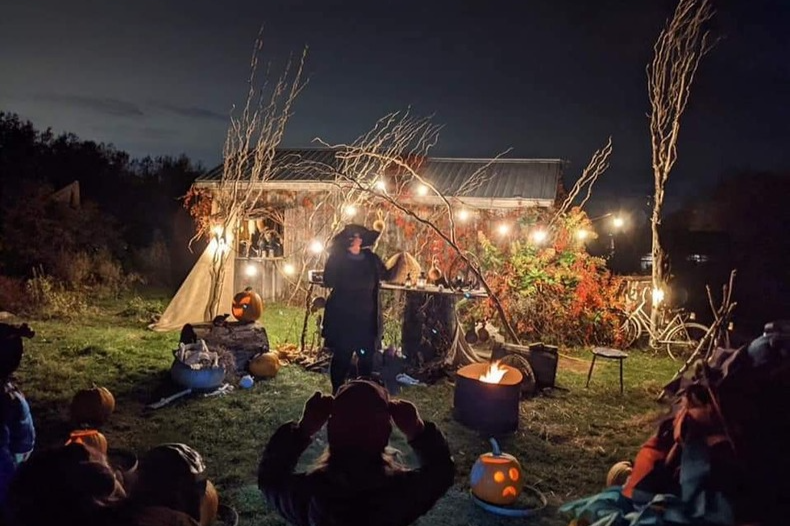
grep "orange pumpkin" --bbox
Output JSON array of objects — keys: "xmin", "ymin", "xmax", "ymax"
[
  {"xmin": 70, "ymin": 386, "xmax": 115, "ymax": 427},
  {"xmin": 65, "ymin": 429, "xmax": 108, "ymax": 455},
  {"xmin": 249, "ymin": 352, "xmax": 281, "ymax": 378},
  {"xmin": 200, "ymin": 479, "xmax": 219, "ymax": 526},
  {"xmin": 232, "ymin": 287, "xmax": 264, "ymax": 322},
  {"xmin": 470, "ymin": 438, "xmax": 523, "ymax": 505}
]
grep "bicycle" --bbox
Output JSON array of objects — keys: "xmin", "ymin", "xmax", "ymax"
[{"xmin": 618, "ymin": 288, "xmax": 710, "ymax": 360}]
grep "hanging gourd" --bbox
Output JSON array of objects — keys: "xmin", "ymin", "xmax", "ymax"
[
  {"xmin": 427, "ymin": 258, "xmax": 443, "ymax": 284},
  {"xmin": 65, "ymin": 429, "xmax": 108, "ymax": 455},
  {"xmin": 470, "ymin": 438, "xmax": 523, "ymax": 505},
  {"xmin": 248, "ymin": 352, "xmax": 281, "ymax": 378},
  {"xmin": 200, "ymin": 479, "xmax": 219, "ymax": 526},
  {"xmin": 232, "ymin": 287, "xmax": 264, "ymax": 322},
  {"xmin": 70, "ymin": 386, "xmax": 116, "ymax": 427},
  {"xmin": 310, "ymin": 296, "xmax": 326, "ymax": 313}
]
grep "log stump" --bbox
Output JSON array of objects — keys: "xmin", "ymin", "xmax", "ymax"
[
  {"xmin": 181, "ymin": 321, "xmax": 270, "ymax": 375},
  {"xmin": 401, "ymin": 291, "xmax": 457, "ymax": 366}
]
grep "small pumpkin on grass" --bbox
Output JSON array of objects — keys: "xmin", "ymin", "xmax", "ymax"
[
  {"xmin": 248, "ymin": 352, "xmax": 281, "ymax": 378},
  {"xmin": 232, "ymin": 287, "xmax": 264, "ymax": 322},
  {"xmin": 70, "ymin": 386, "xmax": 115, "ymax": 427}
]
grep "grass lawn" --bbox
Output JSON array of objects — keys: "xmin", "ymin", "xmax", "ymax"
[{"xmin": 12, "ymin": 293, "xmax": 677, "ymax": 526}]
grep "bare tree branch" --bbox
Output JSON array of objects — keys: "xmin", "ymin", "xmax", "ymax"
[
  {"xmin": 647, "ymin": 0, "xmax": 714, "ymax": 342},
  {"xmin": 551, "ymin": 136, "xmax": 613, "ymax": 226}
]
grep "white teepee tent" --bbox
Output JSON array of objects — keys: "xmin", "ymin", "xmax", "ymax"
[{"xmin": 149, "ymin": 243, "xmax": 236, "ymax": 332}]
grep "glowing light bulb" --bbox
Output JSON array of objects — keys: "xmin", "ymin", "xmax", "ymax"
[
  {"xmin": 612, "ymin": 216, "xmax": 625, "ymax": 229},
  {"xmin": 375, "ymin": 179, "xmax": 387, "ymax": 191},
  {"xmin": 245, "ymin": 264, "xmax": 257, "ymax": 277},
  {"xmin": 343, "ymin": 204, "xmax": 357, "ymax": 217},
  {"xmin": 308, "ymin": 240, "xmax": 324, "ymax": 254},
  {"xmin": 457, "ymin": 208, "xmax": 470, "ymax": 221},
  {"xmin": 652, "ymin": 287, "xmax": 665, "ymax": 305},
  {"xmin": 575, "ymin": 229, "xmax": 589, "ymax": 240},
  {"xmin": 531, "ymin": 229, "xmax": 548, "ymax": 244},
  {"xmin": 283, "ymin": 263, "xmax": 296, "ymax": 275},
  {"xmin": 497, "ymin": 223, "xmax": 510, "ymax": 236},
  {"xmin": 416, "ymin": 184, "xmax": 429, "ymax": 196}
]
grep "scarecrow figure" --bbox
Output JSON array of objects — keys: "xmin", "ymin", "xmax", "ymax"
[{"xmin": 258, "ymin": 380, "xmax": 455, "ymax": 526}]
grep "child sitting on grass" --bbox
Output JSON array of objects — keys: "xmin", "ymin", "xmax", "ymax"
[{"xmin": 0, "ymin": 322, "xmax": 36, "ymax": 506}]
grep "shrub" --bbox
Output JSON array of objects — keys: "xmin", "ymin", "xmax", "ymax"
[
  {"xmin": 120, "ymin": 296, "xmax": 165, "ymax": 323},
  {"xmin": 25, "ymin": 269, "xmax": 89, "ymax": 320},
  {"xmin": 474, "ymin": 208, "xmax": 626, "ymax": 346}
]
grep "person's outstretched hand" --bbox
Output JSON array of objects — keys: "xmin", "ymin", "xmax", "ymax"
[
  {"xmin": 298, "ymin": 392, "xmax": 333, "ymax": 437},
  {"xmin": 389, "ymin": 399, "xmax": 425, "ymax": 441}
]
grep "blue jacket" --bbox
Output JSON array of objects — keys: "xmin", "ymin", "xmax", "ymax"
[{"xmin": 0, "ymin": 381, "xmax": 35, "ymax": 505}]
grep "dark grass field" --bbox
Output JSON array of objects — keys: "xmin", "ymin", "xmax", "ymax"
[{"xmin": 11, "ymin": 293, "xmax": 678, "ymax": 525}]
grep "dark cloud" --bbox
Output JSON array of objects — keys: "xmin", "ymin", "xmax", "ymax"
[
  {"xmin": 150, "ymin": 102, "xmax": 227, "ymax": 122},
  {"xmin": 35, "ymin": 93, "xmax": 144, "ymax": 117}
]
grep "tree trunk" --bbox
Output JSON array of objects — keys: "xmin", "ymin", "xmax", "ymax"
[{"xmin": 650, "ymin": 185, "xmax": 668, "ymax": 344}]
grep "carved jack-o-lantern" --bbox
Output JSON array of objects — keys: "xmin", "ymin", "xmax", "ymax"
[
  {"xmin": 65, "ymin": 429, "xmax": 108, "ymax": 455},
  {"xmin": 232, "ymin": 287, "xmax": 264, "ymax": 322},
  {"xmin": 470, "ymin": 438, "xmax": 523, "ymax": 505}
]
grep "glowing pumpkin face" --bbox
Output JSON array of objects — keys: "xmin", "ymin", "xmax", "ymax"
[
  {"xmin": 470, "ymin": 438, "xmax": 523, "ymax": 505},
  {"xmin": 232, "ymin": 287, "xmax": 264, "ymax": 322}
]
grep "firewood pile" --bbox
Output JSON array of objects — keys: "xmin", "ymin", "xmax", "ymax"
[{"xmin": 276, "ymin": 344, "xmax": 331, "ymax": 372}]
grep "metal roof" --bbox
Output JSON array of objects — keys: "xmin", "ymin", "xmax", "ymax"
[{"xmin": 196, "ymin": 148, "xmax": 564, "ymax": 202}]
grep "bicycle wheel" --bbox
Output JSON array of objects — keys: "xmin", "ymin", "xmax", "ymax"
[
  {"xmin": 618, "ymin": 317, "xmax": 642, "ymax": 348},
  {"xmin": 664, "ymin": 322, "xmax": 709, "ymax": 360}
]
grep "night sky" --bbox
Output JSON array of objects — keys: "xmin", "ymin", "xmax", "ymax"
[{"xmin": 2, "ymin": 0, "xmax": 788, "ymax": 209}]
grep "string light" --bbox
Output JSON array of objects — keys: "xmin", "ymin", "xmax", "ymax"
[
  {"xmin": 457, "ymin": 208, "xmax": 470, "ymax": 221},
  {"xmin": 283, "ymin": 263, "xmax": 296, "ymax": 275},
  {"xmin": 308, "ymin": 240, "xmax": 324, "ymax": 254},
  {"xmin": 375, "ymin": 179, "xmax": 387, "ymax": 192},
  {"xmin": 343, "ymin": 204, "xmax": 357, "ymax": 218},
  {"xmin": 531, "ymin": 229, "xmax": 548, "ymax": 244},
  {"xmin": 245, "ymin": 264, "xmax": 257, "ymax": 277},
  {"xmin": 612, "ymin": 216, "xmax": 625, "ymax": 229},
  {"xmin": 497, "ymin": 223, "xmax": 510, "ymax": 236},
  {"xmin": 575, "ymin": 229, "xmax": 589, "ymax": 240},
  {"xmin": 415, "ymin": 184, "xmax": 429, "ymax": 196},
  {"xmin": 652, "ymin": 287, "xmax": 665, "ymax": 305}
]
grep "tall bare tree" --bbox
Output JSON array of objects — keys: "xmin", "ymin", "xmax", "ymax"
[
  {"xmin": 647, "ymin": 0, "xmax": 714, "ymax": 338},
  {"xmin": 203, "ymin": 35, "xmax": 307, "ymax": 319}
]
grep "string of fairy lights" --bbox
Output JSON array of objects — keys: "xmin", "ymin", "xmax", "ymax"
[{"xmin": 209, "ymin": 179, "xmax": 629, "ymax": 294}]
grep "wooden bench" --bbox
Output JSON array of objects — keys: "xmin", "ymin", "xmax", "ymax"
[{"xmin": 586, "ymin": 347, "xmax": 628, "ymax": 394}]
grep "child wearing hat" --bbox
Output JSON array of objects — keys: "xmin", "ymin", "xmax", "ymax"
[{"xmin": 258, "ymin": 380, "xmax": 454, "ymax": 526}]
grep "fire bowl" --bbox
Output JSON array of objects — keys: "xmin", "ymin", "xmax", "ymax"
[{"xmin": 453, "ymin": 362, "xmax": 523, "ymax": 434}]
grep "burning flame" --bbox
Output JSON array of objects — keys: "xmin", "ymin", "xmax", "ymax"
[{"xmin": 479, "ymin": 360, "xmax": 508, "ymax": 384}]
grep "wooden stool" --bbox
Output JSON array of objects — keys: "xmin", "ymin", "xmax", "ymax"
[{"xmin": 586, "ymin": 347, "xmax": 628, "ymax": 394}]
